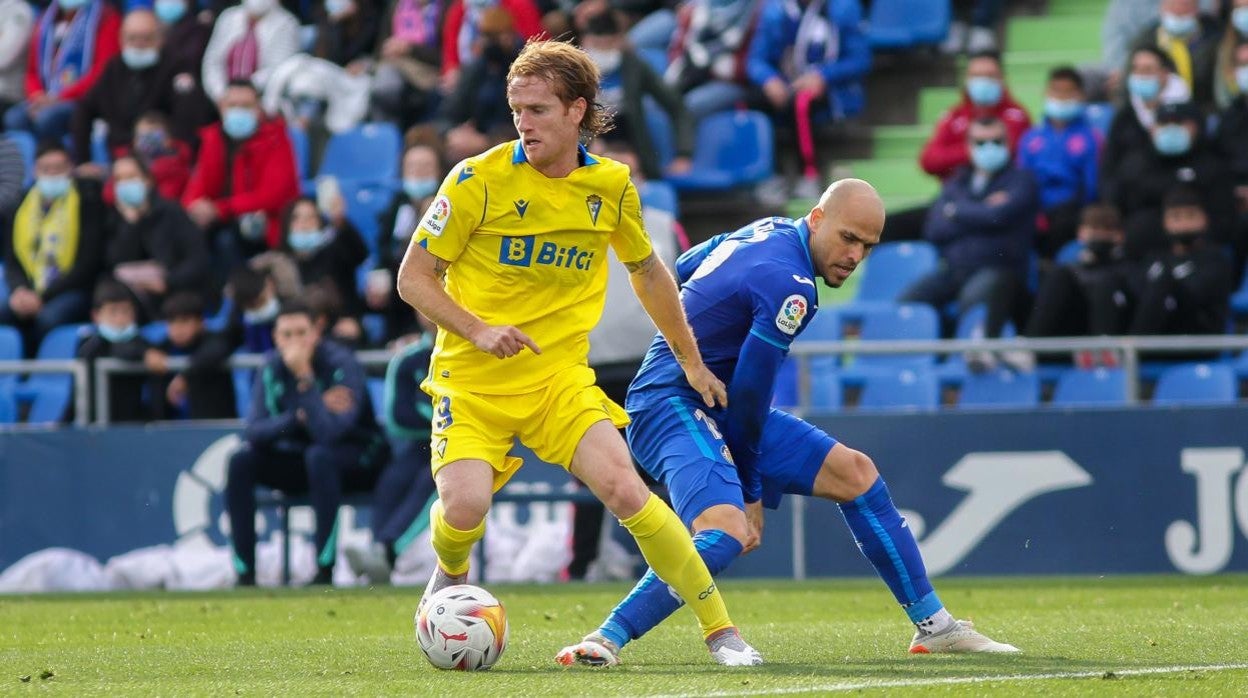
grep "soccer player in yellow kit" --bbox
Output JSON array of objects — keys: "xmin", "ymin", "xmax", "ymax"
[{"xmin": 396, "ymin": 39, "xmax": 761, "ymax": 666}]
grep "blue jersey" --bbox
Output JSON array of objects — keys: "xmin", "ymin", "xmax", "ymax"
[{"xmin": 627, "ymin": 216, "xmax": 820, "ymax": 500}]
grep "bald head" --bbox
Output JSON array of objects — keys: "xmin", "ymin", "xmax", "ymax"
[{"xmin": 806, "ymin": 178, "xmax": 885, "ymax": 288}]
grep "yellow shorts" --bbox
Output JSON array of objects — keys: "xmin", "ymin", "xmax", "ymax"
[{"xmin": 425, "ymin": 364, "xmax": 629, "ymax": 492}]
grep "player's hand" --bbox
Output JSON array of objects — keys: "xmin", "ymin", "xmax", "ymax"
[
  {"xmin": 470, "ymin": 324, "xmax": 541, "ymax": 359},
  {"xmin": 743, "ymin": 499, "xmax": 764, "ymax": 554},
  {"xmin": 684, "ymin": 362, "xmax": 727, "ymax": 408}
]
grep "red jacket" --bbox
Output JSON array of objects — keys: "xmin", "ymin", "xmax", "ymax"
[
  {"xmin": 182, "ymin": 118, "xmax": 299, "ymax": 249},
  {"xmin": 440, "ymin": 0, "xmax": 543, "ymax": 77},
  {"xmin": 919, "ymin": 90, "xmax": 1032, "ymax": 181},
  {"xmin": 25, "ymin": 4, "xmax": 121, "ymax": 102}
]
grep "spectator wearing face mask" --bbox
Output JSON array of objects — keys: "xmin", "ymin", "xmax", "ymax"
[
  {"xmin": 226, "ymin": 265, "xmax": 283, "ymax": 354},
  {"xmin": 1129, "ymin": 185, "xmax": 1232, "ymax": 350},
  {"xmin": 1102, "ymin": 100, "xmax": 1235, "ymax": 259},
  {"xmin": 1016, "ymin": 66, "xmax": 1102, "ymax": 258},
  {"xmin": 4, "ymin": 0, "xmax": 121, "ymax": 143},
  {"xmin": 439, "ymin": 0, "xmax": 542, "ymax": 93},
  {"xmin": 126, "ymin": 110, "xmax": 193, "ymax": 200},
  {"xmin": 664, "ymin": 0, "xmax": 761, "ymax": 122},
  {"xmin": 1212, "ymin": 40, "xmax": 1248, "ymax": 263},
  {"xmin": 1214, "ymin": 0, "xmax": 1248, "ymax": 108},
  {"xmin": 1128, "ymin": 0, "xmax": 1222, "ymax": 111},
  {"xmin": 438, "ymin": 6, "xmax": 522, "ymax": 163},
  {"xmin": 70, "ymin": 10, "xmax": 213, "ymax": 170},
  {"xmin": 1025, "ymin": 204, "xmax": 1135, "ymax": 368},
  {"xmin": 900, "ymin": 116, "xmax": 1038, "ymax": 356},
  {"xmin": 76, "ymin": 278, "xmax": 153, "ymax": 423},
  {"xmin": 150, "ymin": 0, "xmax": 216, "ymax": 143},
  {"xmin": 370, "ymin": 0, "xmax": 444, "ymax": 129},
  {"xmin": 1, "ymin": 142, "xmax": 105, "ymax": 355},
  {"xmin": 200, "ymin": 0, "xmax": 299, "ymax": 102},
  {"xmin": 314, "ymin": 0, "xmax": 380, "ymax": 71},
  {"xmin": 280, "ymin": 196, "xmax": 369, "ymax": 342},
  {"xmin": 106, "ymin": 155, "xmax": 210, "ymax": 321},
  {"xmin": 144, "ymin": 291, "xmax": 238, "ymax": 420},
  {"xmin": 367, "ymin": 142, "xmax": 444, "ymax": 342},
  {"xmin": 1101, "ymin": 47, "xmax": 1190, "ymax": 203},
  {"xmin": 0, "ymin": 0, "xmax": 33, "ymax": 116}
]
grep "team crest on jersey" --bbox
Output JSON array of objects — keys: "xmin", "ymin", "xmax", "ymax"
[
  {"xmin": 720, "ymin": 445, "xmax": 735, "ymax": 465},
  {"xmin": 421, "ymin": 196, "xmax": 451, "ymax": 237},
  {"xmin": 775, "ymin": 294, "xmax": 808, "ymax": 335},
  {"xmin": 586, "ymin": 194, "xmax": 603, "ymax": 226}
]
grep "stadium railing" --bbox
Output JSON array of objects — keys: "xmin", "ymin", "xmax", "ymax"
[{"xmin": 0, "ymin": 359, "xmax": 92, "ymax": 428}]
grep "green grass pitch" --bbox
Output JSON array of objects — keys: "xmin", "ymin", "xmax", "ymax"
[{"xmin": 3, "ymin": 575, "xmax": 1246, "ymax": 696}]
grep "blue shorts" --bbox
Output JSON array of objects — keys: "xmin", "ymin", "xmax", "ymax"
[{"xmin": 626, "ymin": 395, "xmax": 838, "ymax": 527}]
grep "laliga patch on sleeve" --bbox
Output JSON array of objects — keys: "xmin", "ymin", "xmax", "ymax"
[
  {"xmin": 774, "ymin": 294, "xmax": 808, "ymax": 336},
  {"xmin": 420, "ymin": 195, "xmax": 451, "ymax": 237}
]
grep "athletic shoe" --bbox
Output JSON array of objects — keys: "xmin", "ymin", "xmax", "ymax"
[
  {"xmin": 706, "ymin": 627, "xmax": 763, "ymax": 666},
  {"xmin": 909, "ymin": 619, "xmax": 1019, "ymax": 654},
  {"xmin": 344, "ymin": 542, "xmax": 392, "ymax": 585},
  {"xmin": 555, "ymin": 633, "xmax": 621, "ymax": 668},
  {"xmin": 416, "ymin": 564, "xmax": 466, "ymax": 616}
]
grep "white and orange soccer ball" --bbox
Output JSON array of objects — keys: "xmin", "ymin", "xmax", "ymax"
[{"xmin": 415, "ymin": 584, "xmax": 509, "ymax": 671}]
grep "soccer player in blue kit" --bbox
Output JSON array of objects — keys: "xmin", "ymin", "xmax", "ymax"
[{"xmin": 557, "ymin": 179, "xmax": 1018, "ymax": 667}]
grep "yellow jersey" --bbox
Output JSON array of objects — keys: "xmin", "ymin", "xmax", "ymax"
[{"xmin": 413, "ymin": 141, "xmax": 653, "ymax": 395}]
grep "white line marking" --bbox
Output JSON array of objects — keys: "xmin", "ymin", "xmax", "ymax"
[{"xmin": 650, "ymin": 663, "xmax": 1248, "ymax": 697}]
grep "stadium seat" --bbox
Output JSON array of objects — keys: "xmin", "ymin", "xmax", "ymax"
[
  {"xmin": 636, "ymin": 47, "xmax": 669, "ymax": 76},
  {"xmin": 854, "ymin": 302, "xmax": 940, "ymax": 368},
  {"xmin": 867, "ymin": 0, "xmax": 951, "ymax": 49},
  {"xmin": 1230, "ymin": 261, "xmax": 1248, "ymax": 320},
  {"xmin": 6, "ymin": 130, "xmax": 35, "ymax": 186},
  {"xmin": 1051, "ymin": 367, "xmax": 1127, "ymax": 407},
  {"xmin": 957, "ymin": 367, "xmax": 1039, "ymax": 409},
  {"xmin": 367, "ymin": 377, "xmax": 386, "ymax": 416},
  {"xmin": 1083, "ymin": 102, "xmax": 1115, "ymax": 138},
  {"xmin": 288, "ymin": 125, "xmax": 310, "ymax": 181},
  {"xmin": 91, "ymin": 127, "xmax": 111, "ymax": 166},
  {"xmin": 340, "ymin": 180, "xmax": 396, "ymax": 255},
  {"xmin": 362, "ymin": 314, "xmax": 386, "ymax": 346},
  {"xmin": 793, "ymin": 305, "xmax": 842, "ymax": 375},
  {"xmin": 233, "ymin": 367, "xmax": 254, "ymax": 419},
  {"xmin": 317, "ymin": 122, "xmax": 402, "ymax": 184},
  {"xmin": 1055, "ymin": 240, "xmax": 1085, "ymax": 265},
  {"xmin": 810, "ymin": 369, "xmax": 842, "ymax": 411},
  {"xmin": 856, "ymin": 241, "xmax": 938, "ymax": 302},
  {"xmin": 666, "ymin": 111, "xmax": 774, "ymax": 192},
  {"xmin": 640, "ymin": 180, "xmax": 679, "ymax": 218},
  {"xmin": 140, "ymin": 322, "xmax": 168, "ymax": 345},
  {"xmin": 642, "ymin": 98, "xmax": 675, "ymax": 171},
  {"xmin": 0, "ymin": 326, "xmax": 22, "ymax": 423},
  {"xmin": 1152, "ymin": 363, "xmax": 1237, "ymax": 405},
  {"xmin": 20, "ymin": 324, "xmax": 89, "ymax": 423},
  {"xmin": 857, "ymin": 368, "xmax": 938, "ymax": 411},
  {"xmin": 772, "ymin": 358, "xmax": 841, "ymax": 412},
  {"xmin": 205, "ymin": 297, "xmax": 233, "ymax": 332}
]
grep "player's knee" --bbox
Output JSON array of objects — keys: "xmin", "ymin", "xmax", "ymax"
[
  {"xmin": 844, "ymin": 449, "xmax": 880, "ymax": 495},
  {"xmin": 594, "ymin": 468, "xmax": 650, "ymax": 517},
  {"xmin": 814, "ymin": 446, "xmax": 879, "ymax": 502},
  {"xmin": 436, "ymin": 484, "xmax": 491, "ymax": 530},
  {"xmin": 693, "ymin": 505, "xmax": 750, "ymax": 547}
]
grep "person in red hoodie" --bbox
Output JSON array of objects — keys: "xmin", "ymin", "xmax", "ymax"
[
  {"xmin": 182, "ymin": 79, "xmax": 299, "ymax": 275},
  {"xmin": 3, "ymin": 0, "xmax": 120, "ymax": 142},
  {"xmin": 439, "ymin": 0, "xmax": 542, "ymax": 92},
  {"xmin": 883, "ymin": 50, "xmax": 1032, "ymax": 242}
]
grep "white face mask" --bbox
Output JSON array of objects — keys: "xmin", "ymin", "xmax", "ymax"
[
  {"xmin": 586, "ymin": 47, "xmax": 623, "ymax": 74},
  {"xmin": 244, "ymin": 0, "xmax": 276, "ymax": 17}
]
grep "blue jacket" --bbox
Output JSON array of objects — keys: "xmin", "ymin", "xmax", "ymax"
[
  {"xmin": 746, "ymin": 0, "xmax": 871, "ymax": 118},
  {"xmin": 923, "ymin": 164, "xmax": 1039, "ymax": 274},
  {"xmin": 244, "ymin": 339, "xmax": 385, "ymax": 453},
  {"xmin": 1016, "ymin": 114, "xmax": 1101, "ymax": 210}
]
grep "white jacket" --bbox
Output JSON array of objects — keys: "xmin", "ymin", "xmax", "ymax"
[
  {"xmin": 201, "ymin": 5, "xmax": 301, "ymax": 101},
  {"xmin": 0, "ymin": 0, "xmax": 32, "ymax": 104},
  {"xmin": 262, "ymin": 54, "xmax": 370, "ymax": 133}
]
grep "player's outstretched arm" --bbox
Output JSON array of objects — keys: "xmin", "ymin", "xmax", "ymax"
[
  {"xmin": 397, "ymin": 242, "xmax": 540, "ymax": 359},
  {"xmin": 625, "ymin": 252, "xmax": 726, "ymax": 408}
]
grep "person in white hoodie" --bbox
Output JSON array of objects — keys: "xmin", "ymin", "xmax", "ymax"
[
  {"xmin": 200, "ymin": 0, "xmax": 300, "ymax": 102},
  {"xmin": 0, "ymin": 0, "xmax": 33, "ymax": 114}
]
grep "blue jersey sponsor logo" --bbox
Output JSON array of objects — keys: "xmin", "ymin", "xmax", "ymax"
[{"xmin": 498, "ymin": 236, "xmax": 596, "ymax": 271}]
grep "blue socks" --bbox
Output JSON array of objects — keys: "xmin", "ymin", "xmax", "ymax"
[
  {"xmin": 837, "ymin": 477, "xmax": 946, "ymax": 628},
  {"xmin": 598, "ymin": 529, "xmax": 743, "ymax": 650}
]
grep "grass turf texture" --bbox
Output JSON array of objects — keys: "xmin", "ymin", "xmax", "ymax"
[{"xmin": 3, "ymin": 575, "xmax": 1246, "ymax": 695}]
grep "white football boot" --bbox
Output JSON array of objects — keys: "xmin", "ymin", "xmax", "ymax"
[
  {"xmin": 909, "ymin": 619, "xmax": 1019, "ymax": 654},
  {"xmin": 555, "ymin": 633, "xmax": 621, "ymax": 668},
  {"xmin": 706, "ymin": 627, "xmax": 764, "ymax": 666}
]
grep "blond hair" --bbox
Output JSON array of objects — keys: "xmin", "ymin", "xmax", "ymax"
[{"xmin": 507, "ymin": 39, "xmax": 614, "ymax": 141}]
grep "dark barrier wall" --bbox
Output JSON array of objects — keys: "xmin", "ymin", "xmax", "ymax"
[{"xmin": 3, "ymin": 407, "xmax": 1248, "ymax": 576}]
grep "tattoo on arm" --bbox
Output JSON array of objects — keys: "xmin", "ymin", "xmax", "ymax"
[
  {"xmin": 672, "ymin": 344, "xmax": 688, "ymax": 365},
  {"xmin": 432, "ymin": 257, "xmax": 448, "ymax": 279},
  {"xmin": 625, "ymin": 253, "xmax": 657, "ymax": 275}
]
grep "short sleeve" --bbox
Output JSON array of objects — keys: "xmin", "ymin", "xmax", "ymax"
[
  {"xmin": 609, "ymin": 180, "xmax": 653, "ymax": 265},
  {"xmin": 745, "ymin": 264, "xmax": 818, "ymax": 351},
  {"xmin": 412, "ymin": 161, "xmax": 485, "ymax": 263}
]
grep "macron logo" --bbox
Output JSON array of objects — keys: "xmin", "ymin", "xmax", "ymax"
[{"xmin": 514, "ymin": 200, "xmax": 529, "ymax": 219}]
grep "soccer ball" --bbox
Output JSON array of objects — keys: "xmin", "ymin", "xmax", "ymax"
[{"xmin": 415, "ymin": 584, "xmax": 509, "ymax": 671}]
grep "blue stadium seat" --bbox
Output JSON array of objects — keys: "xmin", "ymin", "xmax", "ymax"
[
  {"xmin": 793, "ymin": 305, "xmax": 842, "ymax": 374},
  {"xmin": 856, "ymin": 241, "xmax": 938, "ymax": 302},
  {"xmin": 1083, "ymin": 102, "xmax": 1115, "ymax": 138},
  {"xmin": 640, "ymin": 180, "xmax": 679, "ymax": 218},
  {"xmin": 205, "ymin": 297, "xmax": 233, "ymax": 332},
  {"xmin": 140, "ymin": 322, "xmax": 168, "ymax": 345},
  {"xmin": 6, "ymin": 130, "xmax": 35, "ymax": 186},
  {"xmin": 857, "ymin": 368, "xmax": 938, "ymax": 411},
  {"xmin": 1153, "ymin": 363, "xmax": 1237, "ymax": 405},
  {"xmin": 642, "ymin": 98, "xmax": 675, "ymax": 171},
  {"xmin": 20, "ymin": 324, "xmax": 89, "ymax": 423},
  {"xmin": 957, "ymin": 368, "xmax": 1038, "ymax": 409},
  {"xmin": 667, "ymin": 111, "xmax": 774, "ymax": 192},
  {"xmin": 1230, "ymin": 260, "xmax": 1248, "ymax": 320},
  {"xmin": 91, "ymin": 127, "xmax": 111, "ymax": 166},
  {"xmin": 367, "ymin": 377, "xmax": 386, "ymax": 416},
  {"xmin": 362, "ymin": 313, "xmax": 386, "ymax": 346},
  {"xmin": 288, "ymin": 125, "xmax": 310, "ymax": 181},
  {"xmin": 1052, "ymin": 367, "xmax": 1127, "ymax": 407},
  {"xmin": 233, "ymin": 367, "xmax": 254, "ymax": 419},
  {"xmin": 636, "ymin": 47, "xmax": 669, "ymax": 76},
  {"xmin": 340, "ymin": 180, "xmax": 396, "ymax": 255},
  {"xmin": 318, "ymin": 122, "xmax": 402, "ymax": 185},
  {"xmin": 1055, "ymin": 240, "xmax": 1085, "ymax": 265},
  {"xmin": 855, "ymin": 302, "xmax": 940, "ymax": 368},
  {"xmin": 810, "ymin": 369, "xmax": 842, "ymax": 412},
  {"xmin": 0, "ymin": 326, "xmax": 22, "ymax": 423},
  {"xmin": 867, "ymin": 0, "xmax": 951, "ymax": 49}
]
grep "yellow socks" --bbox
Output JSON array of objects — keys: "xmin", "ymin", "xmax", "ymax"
[
  {"xmin": 619, "ymin": 493, "xmax": 733, "ymax": 638},
  {"xmin": 429, "ymin": 499, "xmax": 485, "ymax": 576}
]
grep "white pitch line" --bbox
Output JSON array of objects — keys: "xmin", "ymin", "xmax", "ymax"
[{"xmin": 649, "ymin": 662, "xmax": 1248, "ymax": 698}]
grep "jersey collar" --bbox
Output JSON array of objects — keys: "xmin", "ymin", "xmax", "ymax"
[
  {"xmin": 511, "ymin": 141, "xmax": 599, "ymax": 167},
  {"xmin": 795, "ymin": 217, "xmax": 818, "ymax": 279}
]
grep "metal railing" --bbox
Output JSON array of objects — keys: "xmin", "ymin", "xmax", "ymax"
[{"xmin": 10, "ymin": 334, "xmax": 1248, "ymax": 425}]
